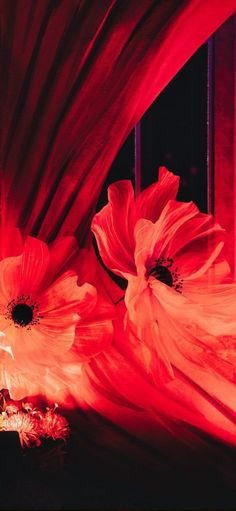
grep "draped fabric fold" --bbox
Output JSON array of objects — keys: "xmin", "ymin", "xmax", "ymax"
[{"xmin": 1, "ymin": 0, "xmax": 235, "ymax": 242}]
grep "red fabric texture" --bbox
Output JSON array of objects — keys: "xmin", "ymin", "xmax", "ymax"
[{"xmin": 1, "ymin": 0, "xmax": 235, "ymax": 243}]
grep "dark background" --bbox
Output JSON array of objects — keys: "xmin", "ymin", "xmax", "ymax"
[
  {"xmin": 97, "ymin": 42, "xmax": 208, "ymax": 214},
  {"xmin": 2, "ymin": 409, "xmax": 236, "ymax": 510}
]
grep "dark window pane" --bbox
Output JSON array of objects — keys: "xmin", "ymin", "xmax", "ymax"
[
  {"xmin": 140, "ymin": 43, "xmax": 208, "ymax": 212},
  {"xmin": 96, "ymin": 131, "xmax": 135, "ymax": 212},
  {"xmin": 97, "ymin": 43, "xmax": 208, "ymax": 213}
]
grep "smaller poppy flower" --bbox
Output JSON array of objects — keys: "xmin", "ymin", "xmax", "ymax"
[{"xmin": 0, "ymin": 232, "xmax": 115, "ymax": 401}]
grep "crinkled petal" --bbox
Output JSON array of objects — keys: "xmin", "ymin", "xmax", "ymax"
[
  {"xmin": 148, "ymin": 200, "xmax": 200, "ymax": 257},
  {"xmin": 125, "ymin": 275, "xmax": 214, "ymax": 380},
  {"xmin": 186, "ymin": 283, "xmax": 236, "ymax": 336},
  {"xmin": 134, "ymin": 201, "xmax": 225, "ymax": 281},
  {"xmin": 158, "ymin": 311, "xmax": 236, "ymax": 419},
  {"xmin": 19, "ymin": 236, "xmax": 50, "ymax": 296},
  {"xmin": 156, "ymin": 200, "xmax": 225, "ymax": 279},
  {"xmin": 92, "ymin": 181, "xmax": 137, "ymax": 277},
  {"xmin": 0, "ymin": 237, "xmax": 50, "ymax": 306},
  {"xmin": 73, "ymin": 296, "xmax": 114, "ymax": 361},
  {"xmin": 0, "ymin": 352, "xmax": 38, "ymax": 400},
  {"xmin": 40, "ymin": 271, "xmax": 97, "ymax": 318},
  {"xmin": 136, "ymin": 167, "xmax": 179, "ymax": 222},
  {"xmin": 82, "ymin": 348, "xmax": 236, "ymax": 445},
  {"xmin": 5, "ymin": 368, "xmax": 41, "ymax": 401},
  {"xmin": 149, "ymin": 278, "xmax": 216, "ymax": 333},
  {"xmin": 0, "ymin": 255, "xmax": 22, "ymax": 304},
  {"xmin": 125, "ymin": 276, "xmax": 174, "ymax": 383},
  {"xmin": 125, "ymin": 278, "xmax": 236, "ymax": 429},
  {"xmin": 0, "ymin": 344, "xmax": 14, "ymax": 359},
  {"xmin": 0, "ymin": 315, "xmax": 77, "ymax": 366},
  {"xmin": 0, "ymin": 356, "xmax": 69, "ymax": 402},
  {"xmin": 134, "ymin": 219, "xmax": 159, "ymax": 276},
  {"xmin": 0, "ymin": 323, "xmax": 19, "ymax": 354},
  {"xmin": 150, "ymin": 277, "xmax": 236, "ymax": 345},
  {"xmin": 125, "ymin": 275, "xmax": 155, "ymax": 325},
  {"xmin": 12, "ymin": 322, "xmax": 77, "ymax": 366}
]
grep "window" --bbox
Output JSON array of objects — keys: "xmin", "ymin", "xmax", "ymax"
[{"xmin": 98, "ymin": 14, "xmax": 236, "ymax": 271}]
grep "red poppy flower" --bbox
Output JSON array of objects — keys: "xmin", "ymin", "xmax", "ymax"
[
  {"xmin": 0, "ymin": 231, "xmax": 114, "ymax": 401},
  {"xmin": 92, "ymin": 168, "xmax": 236, "ymax": 384}
]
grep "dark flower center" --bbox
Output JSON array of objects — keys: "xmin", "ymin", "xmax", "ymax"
[
  {"xmin": 11, "ymin": 303, "xmax": 33, "ymax": 327},
  {"xmin": 148, "ymin": 256, "xmax": 183, "ymax": 293},
  {"xmin": 149, "ymin": 265, "xmax": 173, "ymax": 287},
  {"xmin": 4, "ymin": 294, "xmax": 43, "ymax": 329}
]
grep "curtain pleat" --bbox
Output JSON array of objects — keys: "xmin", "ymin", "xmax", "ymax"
[{"xmin": 1, "ymin": 0, "xmax": 235, "ymax": 243}]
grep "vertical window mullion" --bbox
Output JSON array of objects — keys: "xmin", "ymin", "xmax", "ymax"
[{"xmin": 213, "ymin": 14, "xmax": 236, "ymax": 277}]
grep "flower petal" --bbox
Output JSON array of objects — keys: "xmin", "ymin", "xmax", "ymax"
[
  {"xmin": 158, "ymin": 313, "xmax": 236, "ymax": 420},
  {"xmin": 0, "ymin": 323, "xmax": 19, "ymax": 354},
  {"xmin": 125, "ymin": 275, "xmax": 174, "ymax": 383},
  {"xmin": 0, "ymin": 351, "xmax": 37, "ymax": 400},
  {"xmin": 149, "ymin": 278, "xmax": 207, "ymax": 327},
  {"xmin": 0, "ymin": 306, "xmax": 78, "ymax": 365},
  {"xmin": 0, "ymin": 227, "xmax": 23, "ymax": 258},
  {"xmin": 0, "ymin": 255, "xmax": 22, "ymax": 304},
  {"xmin": 5, "ymin": 371, "xmax": 34, "ymax": 401},
  {"xmin": 134, "ymin": 219, "xmax": 159, "ymax": 276},
  {"xmin": 150, "ymin": 200, "xmax": 206, "ymax": 256},
  {"xmin": 187, "ymin": 284, "xmax": 236, "ymax": 336},
  {"xmin": 150, "ymin": 277, "xmax": 236, "ymax": 340},
  {"xmin": 0, "ymin": 344, "xmax": 14, "ymax": 359},
  {"xmin": 136, "ymin": 167, "xmax": 179, "ymax": 222},
  {"xmin": 12, "ymin": 322, "xmax": 76, "ymax": 365},
  {"xmin": 19, "ymin": 236, "xmax": 50, "ymax": 296},
  {"xmin": 92, "ymin": 181, "xmax": 137, "ymax": 277},
  {"xmin": 135, "ymin": 200, "xmax": 225, "ymax": 281},
  {"xmin": 162, "ymin": 201, "xmax": 225, "ymax": 278},
  {"xmin": 73, "ymin": 296, "xmax": 114, "ymax": 361},
  {"xmin": 40, "ymin": 271, "xmax": 97, "ymax": 318},
  {"xmin": 2, "ymin": 359, "xmax": 55, "ymax": 401},
  {"xmin": 125, "ymin": 273, "xmax": 236, "ymax": 414}
]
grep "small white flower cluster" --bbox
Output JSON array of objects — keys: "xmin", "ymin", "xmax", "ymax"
[{"xmin": 0, "ymin": 400, "xmax": 70, "ymax": 448}]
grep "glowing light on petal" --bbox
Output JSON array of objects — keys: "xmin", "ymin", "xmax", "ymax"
[
  {"xmin": 93, "ymin": 168, "xmax": 236, "ymax": 443},
  {"xmin": 0, "ymin": 232, "xmax": 114, "ymax": 402}
]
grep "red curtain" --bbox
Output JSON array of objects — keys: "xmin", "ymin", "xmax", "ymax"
[{"xmin": 1, "ymin": 0, "xmax": 235, "ymax": 244}]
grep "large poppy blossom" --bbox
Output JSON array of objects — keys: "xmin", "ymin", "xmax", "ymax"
[
  {"xmin": 92, "ymin": 168, "xmax": 236, "ymax": 384},
  {"xmin": 0, "ymin": 231, "xmax": 114, "ymax": 401}
]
